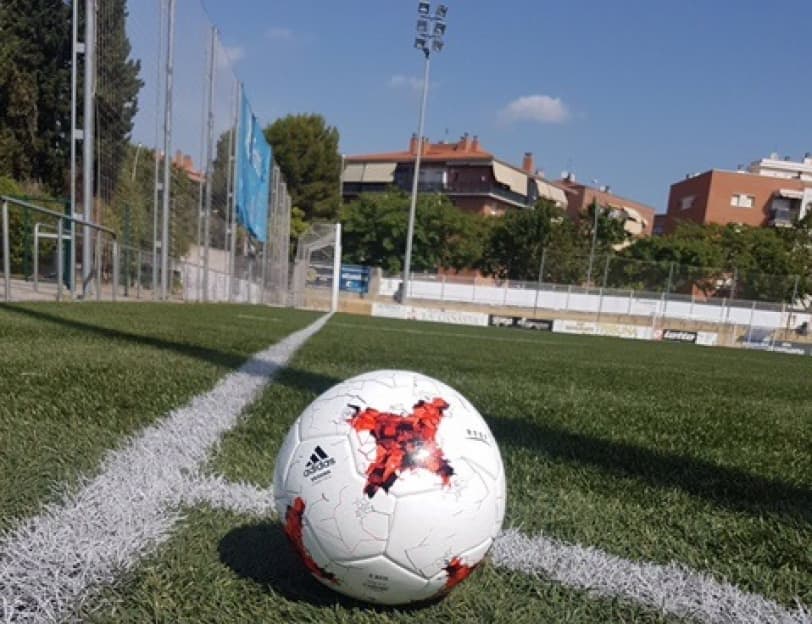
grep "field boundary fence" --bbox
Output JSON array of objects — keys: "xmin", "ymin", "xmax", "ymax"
[{"xmin": 376, "ymin": 269, "xmax": 811, "ymax": 336}]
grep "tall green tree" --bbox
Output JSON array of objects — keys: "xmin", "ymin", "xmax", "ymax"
[
  {"xmin": 264, "ymin": 114, "xmax": 341, "ymax": 221},
  {"xmin": 341, "ymin": 191, "xmax": 487, "ymax": 273},
  {"xmin": 0, "ymin": 0, "xmax": 71, "ymax": 192},
  {"xmin": 480, "ymin": 200, "xmax": 584, "ymax": 281},
  {"xmin": 95, "ymin": 0, "xmax": 143, "ymax": 202}
]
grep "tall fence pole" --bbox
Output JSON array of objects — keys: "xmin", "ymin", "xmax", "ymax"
[
  {"xmin": 151, "ymin": 5, "xmax": 164, "ymax": 300},
  {"xmin": 82, "ymin": 0, "xmax": 96, "ymax": 298},
  {"xmin": 229, "ymin": 83, "xmax": 242, "ymax": 303},
  {"xmin": 202, "ymin": 26, "xmax": 217, "ymax": 303},
  {"xmin": 69, "ymin": 0, "xmax": 78, "ymax": 293},
  {"xmin": 160, "ymin": 0, "xmax": 176, "ymax": 301}
]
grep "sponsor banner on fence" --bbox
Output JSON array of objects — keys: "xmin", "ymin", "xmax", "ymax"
[
  {"xmin": 661, "ymin": 329, "xmax": 698, "ymax": 343},
  {"xmin": 695, "ymin": 332, "xmax": 718, "ymax": 347},
  {"xmin": 489, "ymin": 315, "xmax": 553, "ymax": 331},
  {"xmin": 553, "ymin": 319, "xmax": 653, "ymax": 340},
  {"xmin": 372, "ymin": 303, "xmax": 488, "ymax": 327},
  {"xmin": 741, "ymin": 339, "xmax": 811, "ymax": 356},
  {"xmin": 339, "ymin": 264, "xmax": 370, "ymax": 294}
]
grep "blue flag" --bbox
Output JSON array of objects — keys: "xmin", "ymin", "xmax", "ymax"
[{"xmin": 235, "ymin": 87, "xmax": 272, "ymax": 243}]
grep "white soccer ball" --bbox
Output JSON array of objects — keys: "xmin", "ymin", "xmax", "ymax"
[{"xmin": 273, "ymin": 369, "xmax": 506, "ymax": 605}]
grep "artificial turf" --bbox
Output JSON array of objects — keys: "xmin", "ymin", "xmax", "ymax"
[
  {"xmin": 83, "ymin": 313, "xmax": 810, "ymax": 623},
  {"xmin": 0, "ymin": 302, "xmax": 319, "ymax": 531}
]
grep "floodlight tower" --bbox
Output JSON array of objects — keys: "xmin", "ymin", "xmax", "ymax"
[{"xmin": 401, "ymin": 1, "xmax": 447, "ymax": 304}]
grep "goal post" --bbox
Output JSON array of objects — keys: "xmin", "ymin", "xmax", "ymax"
[{"xmin": 290, "ymin": 222, "xmax": 342, "ymax": 312}]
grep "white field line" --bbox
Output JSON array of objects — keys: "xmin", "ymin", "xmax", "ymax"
[
  {"xmin": 180, "ymin": 481, "xmax": 810, "ymax": 624},
  {"xmin": 0, "ymin": 313, "xmax": 332, "ymax": 624}
]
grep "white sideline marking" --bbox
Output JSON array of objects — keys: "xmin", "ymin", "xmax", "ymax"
[
  {"xmin": 491, "ymin": 529, "xmax": 810, "ymax": 624},
  {"xmin": 175, "ymin": 483, "xmax": 810, "ymax": 624},
  {"xmin": 0, "ymin": 314, "xmax": 332, "ymax": 623}
]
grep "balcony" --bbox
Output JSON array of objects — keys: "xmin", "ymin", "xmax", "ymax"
[{"xmin": 768, "ymin": 205, "xmax": 799, "ymax": 228}]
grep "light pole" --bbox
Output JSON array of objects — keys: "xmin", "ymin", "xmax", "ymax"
[{"xmin": 401, "ymin": 1, "xmax": 447, "ymax": 304}]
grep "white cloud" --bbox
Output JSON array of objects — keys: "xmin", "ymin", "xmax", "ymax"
[
  {"xmin": 266, "ymin": 27, "xmax": 294, "ymax": 41},
  {"xmin": 499, "ymin": 94, "xmax": 570, "ymax": 124}
]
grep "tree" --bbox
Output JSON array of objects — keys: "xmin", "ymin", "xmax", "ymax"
[
  {"xmin": 0, "ymin": 0, "xmax": 72, "ymax": 193},
  {"xmin": 615, "ymin": 221, "xmax": 811, "ymax": 302},
  {"xmin": 95, "ymin": 0, "xmax": 143, "ymax": 202},
  {"xmin": 264, "ymin": 114, "xmax": 341, "ymax": 221},
  {"xmin": 340, "ymin": 191, "xmax": 487, "ymax": 273},
  {"xmin": 480, "ymin": 200, "xmax": 584, "ymax": 281}
]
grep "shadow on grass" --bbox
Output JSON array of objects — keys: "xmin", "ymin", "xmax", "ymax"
[
  {"xmin": 0, "ymin": 303, "xmax": 290, "ymax": 372},
  {"xmin": 217, "ymin": 522, "xmax": 443, "ymax": 611},
  {"xmin": 486, "ymin": 413, "xmax": 812, "ymax": 524}
]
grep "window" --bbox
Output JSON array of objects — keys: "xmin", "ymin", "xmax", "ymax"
[
  {"xmin": 680, "ymin": 195, "xmax": 695, "ymax": 210},
  {"xmin": 730, "ymin": 193, "xmax": 754, "ymax": 208}
]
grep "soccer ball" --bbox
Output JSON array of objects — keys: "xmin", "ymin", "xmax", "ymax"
[{"xmin": 273, "ymin": 370, "xmax": 506, "ymax": 605}]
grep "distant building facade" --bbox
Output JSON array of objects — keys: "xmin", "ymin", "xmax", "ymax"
[
  {"xmin": 664, "ymin": 153, "xmax": 812, "ymax": 234},
  {"xmin": 555, "ymin": 175, "xmax": 656, "ymax": 241},
  {"xmin": 341, "ymin": 134, "xmax": 567, "ymax": 216}
]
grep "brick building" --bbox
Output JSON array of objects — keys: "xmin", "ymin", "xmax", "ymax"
[
  {"xmin": 664, "ymin": 154, "xmax": 812, "ymax": 234},
  {"xmin": 341, "ymin": 134, "xmax": 567, "ymax": 216},
  {"xmin": 555, "ymin": 175, "xmax": 656, "ymax": 241}
]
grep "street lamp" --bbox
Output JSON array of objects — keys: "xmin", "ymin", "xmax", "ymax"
[{"xmin": 401, "ymin": 1, "xmax": 447, "ymax": 304}]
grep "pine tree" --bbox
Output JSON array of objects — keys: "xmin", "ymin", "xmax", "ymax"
[
  {"xmin": 95, "ymin": 0, "xmax": 143, "ymax": 202},
  {"xmin": 0, "ymin": 0, "xmax": 72, "ymax": 192}
]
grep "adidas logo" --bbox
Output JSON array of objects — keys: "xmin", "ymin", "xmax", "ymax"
[{"xmin": 303, "ymin": 445, "xmax": 336, "ymax": 477}]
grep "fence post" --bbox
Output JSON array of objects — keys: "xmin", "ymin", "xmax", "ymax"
[
  {"xmin": 33, "ymin": 224, "xmax": 40, "ymax": 292},
  {"xmin": 112, "ymin": 241, "xmax": 119, "ymax": 302},
  {"xmin": 746, "ymin": 301, "xmax": 756, "ymax": 343},
  {"xmin": 136, "ymin": 249, "xmax": 142, "ymax": 299},
  {"xmin": 627, "ymin": 289, "xmax": 633, "ymax": 315},
  {"xmin": 56, "ymin": 219, "xmax": 64, "ymax": 302},
  {"xmin": 440, "ymin": 274, "xmax": 446, "ymax": 303},
  {"xmin": 565, "ymin": 284, "xmax": 572, "ymax": 312},
  {"xmin": 95, "ymin": 233, "xmax": 102, "ymax": 302},
  {"xmin": 471, "ymin": 277, "xmax": 476, "ymax": 303},
  {"xmin": 502, "ymin": 280, "xmax": 508, "ymax": 307},
  {"xmin": 2, "ymin": 201, "xmax": 9, "ymax": 302},
  {"xmin": 533, "ymin": 248, "xmax": 546, "ymax": 315},
  {"xmin": 248, "ymin": 262, "xmax": 254, "ymax": 304}
]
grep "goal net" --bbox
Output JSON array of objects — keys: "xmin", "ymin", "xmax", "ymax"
[{"xmin": 290, "ymin": 223, "xmax": 342, "ymax": 311}]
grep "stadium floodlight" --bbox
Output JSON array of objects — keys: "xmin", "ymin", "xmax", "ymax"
[{"xmin": 402, "ymin": 1, "xmax": 448, "ymax": 304}]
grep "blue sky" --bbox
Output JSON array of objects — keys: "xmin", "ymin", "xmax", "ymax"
[{"xmin": 129, "ymin": 0, "xmax": 812, "ymax": 213}]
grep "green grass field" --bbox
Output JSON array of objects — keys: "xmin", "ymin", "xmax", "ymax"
[
  {"xmin": 1, "ymin": 304, "xmax": 810, "ymax": 623},
  {"xmin": 0, "ymin": 303, "xmax": 319, "ymax": 531}
]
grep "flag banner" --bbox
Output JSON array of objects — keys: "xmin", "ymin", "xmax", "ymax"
[{"xmin": 235, "ymin": 87, "xmax": 272, "ymax": 242}]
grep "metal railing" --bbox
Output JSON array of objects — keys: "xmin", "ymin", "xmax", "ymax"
[{"xmin": 2, "ymin": 196, "xmax": 119, "ymax": 303}]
